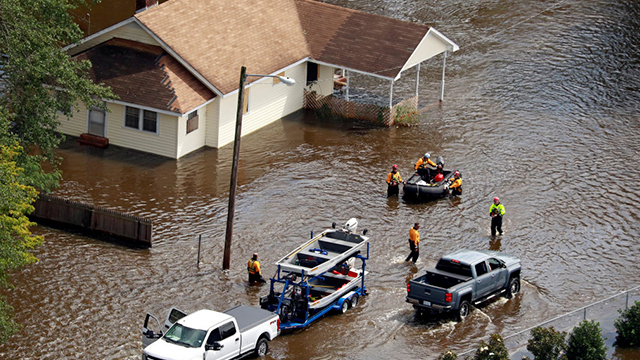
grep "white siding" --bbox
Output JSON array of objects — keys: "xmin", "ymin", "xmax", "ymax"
[
  {"xmin": 107, "ymin": 104, "xmax": 178, "ymax": 158},
  {"xmin": 177, "ymin": 106, "xmax": 207, "ymax": 158},
  {"xmin": 57, "ymin": 104, "xmax": 89, "ymax": 136},
  {"xmin": 216, "ymin": 63, "xmax": 306, "ymax": 148},
  {"xmin": 205, "ymin": 99, "xmax": 221, "ymax": 148},
  {"xmin": 316, "ymin": 64, "xmax": 335, "ymax": 96},
  {"xmin": 69, "ymin": 21, "xmax": 159, "ymax": 56}
]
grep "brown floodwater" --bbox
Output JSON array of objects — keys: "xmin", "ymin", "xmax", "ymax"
[{"xmin": 2, "ymin": 0, "xmax": 640, "ymax": 359}]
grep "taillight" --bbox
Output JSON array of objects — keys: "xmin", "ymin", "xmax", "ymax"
[
  {"xmin": 445, "ymin": 293, "xmax": 452, "ymax": 302},
  {"xmin": 277, "ymin": 317, "xmax": 280, "ymax": 329},
  {"xmin": 407, "ymin": 283, "xmax": 411, "ymax": 292}
]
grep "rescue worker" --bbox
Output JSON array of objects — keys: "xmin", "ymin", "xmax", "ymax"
[
  {"xmin": 405, "ymin": 223, "xmax": 420, "ymax": 263},
  {"xmin": 448, "ymin": 171, "xmax": 462, "ymax": 195},
  {"xmin": 489, "ymin": 197, "xmax": 505, "ymax": 237},
  {"xmin": 414, "ymin": 153, "xmax": 437, "ymax": 180},
  {"xmin": 247, "ymin": 253, "xmax": 266, "ymax": 284},
  {"xmin": 386, "ymin": 164, "xmax": 403, "ymax": 196}
]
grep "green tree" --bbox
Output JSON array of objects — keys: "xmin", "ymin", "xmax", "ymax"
[
  {"xmin": 526, "ymin": 326, "xmax": 567, "ymax": 360},
  {"xmin": 0, "ymin": 0, "xmax": 115, "ymax": 191},
  {"xmin": 565, "ymin": 320, "xmax": 606, "ymax": 360},
  {"xmin": 474, "ymin": 333, "xmax": 510, "ymax": 360},
  {"xmin": 614, "ymin": 300, "xmax": 640, "ymax": 348},
  {"xmin": 438, "ymin": 350, "xmax": 458, "ymax": 360},
  {"xmin": 0, "ymin": 0, "xmax": 115, "ymax": 341}
]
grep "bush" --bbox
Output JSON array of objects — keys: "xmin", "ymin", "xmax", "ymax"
[
  {"xmin": 474, "ymin": 334, "xmax": 510, "ymax": 360},
  {"xmin": 565, "ymin": 320, "xmax": 606, "ymax": 360},
  {"xmin": 438, "ymin": 350, "xmax": 457, "ymax": 360},
  {"xmin": 526, "ymin": 326, "xmax": 567, "ymax": 360},
  {"xmin": 614, "ymin": 300, "xmax": 640, "ymax": 348}
]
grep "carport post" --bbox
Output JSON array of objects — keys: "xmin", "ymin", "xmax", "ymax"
[
  {"xmin": 440, "ymin": 51, "xmax": 447, "ymax": 101},
  {"xmin": 389, "ymin": 80, "xmax": 394, "ymax": 108},
  {"xmin": 415, "ymin": 63, "xmax": 421, "ymax": 97},
  {"xmin": 345, "ymin": 70, "xmax": 350, "ymax": 101}
]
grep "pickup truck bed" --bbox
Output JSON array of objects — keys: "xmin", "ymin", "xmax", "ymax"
[{"xmin": 224, "ymin": 305, "xmax": 276, "ymax": 333}]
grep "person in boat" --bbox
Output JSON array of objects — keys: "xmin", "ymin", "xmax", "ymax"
[
  {"xmin": 432, "ymin": 164, "xmax": 444, "ymax": 182},
  {"xmin": 386, "ymin": 164, "xmax": 403, "ymax": 196},
  {"xmin": 247, "ymin": 253, "xmax": 266, "ymax": 284},
  {"xmin": 448, "ymin": 171, "xmax": 462, "ymax": 195},
  {"xmin": 490, "ymin": 197, "xmax": 506, "ymax": 237},
  {"xmin": 405, "ymin": 223, "xmax": 420, "ymax": 263},
  {"xmin": 414, "ymin": 153, "xmax": 437, "ymax": 179}
]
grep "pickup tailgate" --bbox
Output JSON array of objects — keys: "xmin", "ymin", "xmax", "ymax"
[{"xmin": 407, "ymin": 274, "xmax": 451, "ymax": 309}]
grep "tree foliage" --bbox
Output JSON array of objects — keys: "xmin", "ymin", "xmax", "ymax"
[
  {"xmin": 565, "ymin": 320, "xmax": 606, "ymax": 360},
  {"xmin": 0, "ymin": 0, "xmax": 114, "ymax": 342},
  {"xmin": 526, "ymin": 326, "xmax": 567, "ymax": 360},
  {"xmin": 614, "ymin": 300, "xmax": 640, "ymax": 348},
  {"xmin": 474, "ymin": 334, "xmax": 510, "ymax": 360}
]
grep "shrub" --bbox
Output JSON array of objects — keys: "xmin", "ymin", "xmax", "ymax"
[
  {"xmin": 565, "ymin": 320, "xmax": 606, "ymax": 360},
  {"xmin": 393, "ymin": 105, "xmax": 419, "ymax": 126},
  {"xmin": 614, "ymin": 300, "xmax": 640, "ymax": 348},
  {"xmin": 474, "ymin": 333, "xmax": 510, "ymax": 360},
  {"xmin": 526, "ymin": 326, "xmax": 567, "ymax": 360},
  {"xmin": 438, "ymin": 350, "xmax": 457, "ymax": 360}
]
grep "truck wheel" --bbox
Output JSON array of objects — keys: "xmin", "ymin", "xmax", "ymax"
[
  {"xmin": 253, "ymin": 337, "xmax": 269, "ymax": 357},
  {"xmin": 456, "ymin": 300, "xmax": 471, "ymax": 321},
  {"xmin": 507, "ymin": 277, "xmax": 520, "ymax": 298},
  {"xmin": 340, "ymin": 299, "xmax": 349, "ymax": 314},
  {"xmin": 350, "ymin": 294, "xmax": 359, "ymax": 308}
]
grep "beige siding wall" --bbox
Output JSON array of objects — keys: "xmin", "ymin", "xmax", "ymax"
[
  {"xmin": 57, "ymin": 104, "xmax": 88, "ymax": 136},
  {"xmin": 177, "ymin": 106, "xmax": 207, "ymax": 158},
  {"xmin": 69, "ymin": 21, "xmax": 158, "ymax": 55},
  {"xmin": 216, "ymin": 63, "xmax": 306, "ymax": 148},
  {"xmin": 205, "ymin": 99, "xmax": 221, "ymax": 148},
  {"xmin": 317, "ymin": 64, "xmax": 335, "ymax": 96}
]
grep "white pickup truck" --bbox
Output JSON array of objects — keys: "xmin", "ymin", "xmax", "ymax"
[{"xmin": 142, "ymin": 305, "xmax": 280, "ymax": 360}]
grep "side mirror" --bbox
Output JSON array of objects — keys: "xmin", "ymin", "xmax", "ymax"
[
  {"xmin": 142, "ymin": 328, "xmax": 155, "ymax": 338},
  {"xmin": 206, "ymin": 342, "xmax": 223, "ymax": 351}
]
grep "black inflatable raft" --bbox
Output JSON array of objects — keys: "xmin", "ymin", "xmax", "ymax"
[{"xmin": 402, "ymin": 156, "xmax": 460, "ymax": 200}]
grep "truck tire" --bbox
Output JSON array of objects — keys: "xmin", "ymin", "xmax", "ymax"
[
  {"xmin": 456, "ymin": 300, "xmax": 471, "ymax": 321},
  {"xmin": 507, "ymin": 277, "xmax": 520, "ymax": 298},
  {"xmin": 340, "ymin": 299, "xmax": 349, "ymax": 314},
  {"xmin": 253, "ymin": 337, "xmax": 269, "ymax": 357},
  {"xmin": 350, "ymin": 294, "xmax": 359, "ymax": 308}
]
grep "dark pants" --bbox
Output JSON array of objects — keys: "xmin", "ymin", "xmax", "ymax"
[
  {"xmin": 249, "ymin": 273, "xmax": 266, "ymax": 284},
  {"xmin": 451, "ymin": 187, "xmax": 462, "ymax": 196},
  {"xmin": 387, "ymin": 184, "xmax": 399, "ymax": 196},
  {"xmin": 405, "ymin": 240, "xmax": 419, "ymax": 263},
  {"xmin": 491, "ymin": 216, "xmax": 503, "ymax": 237}
]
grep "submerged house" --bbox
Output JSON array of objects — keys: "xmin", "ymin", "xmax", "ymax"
[{"xmin": 60, "ymin": 0, "xmax": 458, "ymax": 159}]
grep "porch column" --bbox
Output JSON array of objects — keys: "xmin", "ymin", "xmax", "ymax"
[
  {"xmin": 389, "ymin": 80, "xmax": 394, "ymax": 108},
  {"xmin": 415, "ymin": 63, "xmax": 421, "ymax": 97},
  {"xmin": 346, "ymin": 70, "xmax": 350, "ymax": 101},
  {"xmin": 440, "ymin": 51, "xmax": 447, "ymax": 101}
]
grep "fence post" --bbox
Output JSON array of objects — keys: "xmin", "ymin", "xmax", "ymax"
[
  {"xmin": 584, "ymin": 308, "xmax": 586, "ymax": 320},
  {"xmin": 197, "ymin": 235, "xmax": 202, "ymax": 266},
  {"xmin": 626, "ymin": 291, "xmax": 629, "ymax": 309}
]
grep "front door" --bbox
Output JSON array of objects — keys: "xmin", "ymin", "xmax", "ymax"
[{"xmin": 88, "ymin": 104, "xmax": 106, "ymax": 137}]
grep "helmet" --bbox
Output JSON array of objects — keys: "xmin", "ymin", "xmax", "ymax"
[
  {"xmin": 424, "ymin": 153, "xmax": 430, "ymax": 158},
  {"xmin": 454, "ymin": 171, "xmax": 460, "ymax": 178},
  {"xmin": 392, "ymin": 164, "xmax": 398, "ymax": 170},
  {"xmin": 493, "ymin": 197, "xmax": 500, "ymax": 203}
]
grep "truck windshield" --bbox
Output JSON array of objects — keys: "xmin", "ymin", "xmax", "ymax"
[
  {"xmin": 435, "ymin": 260, "xmax": 472, "ymax": 277},
  {"xmin": 164, "ymin": 323, "xmax": 206, "ymax": 348}
]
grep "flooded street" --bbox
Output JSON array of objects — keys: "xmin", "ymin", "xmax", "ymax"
[{"xmin": 2, "ymin": 0, "xmax": 640, "ymax": 359}]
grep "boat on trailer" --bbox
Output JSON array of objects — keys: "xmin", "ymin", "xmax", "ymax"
[{"xmin": 261, "ymin": 218, "xmax": 369, "ymax": 330}]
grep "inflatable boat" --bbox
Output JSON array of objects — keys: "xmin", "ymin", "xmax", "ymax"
[{"xmin": 402, "ymin": 156, "xmax": 460, "ymax": 200}]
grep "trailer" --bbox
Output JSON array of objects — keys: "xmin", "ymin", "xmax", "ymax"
[{"xmin": 259, "ymin": 219, "xmax": 370, "ymax": 330}]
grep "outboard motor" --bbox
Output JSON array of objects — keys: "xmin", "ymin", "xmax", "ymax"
[
  {"xmin": 436, "ymin": 156, "xmax": 444, "ymax": 168},
  {"xmin": 343, "ymin": 218, "xmax": 358, "ymax": 233}
]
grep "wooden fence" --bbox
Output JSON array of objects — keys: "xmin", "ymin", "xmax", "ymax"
[
  {"xmin": 303, "ymin": 90, "xmax": 419, "ymax": 126},
  {"xmin": 31, "ymin": 194, "xmax": 153, "ymax": 247}
]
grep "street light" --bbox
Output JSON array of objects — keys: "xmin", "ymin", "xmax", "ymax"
[{"xmin": 223, "ymin": 66, "xmax": 296, "ymax": 270}]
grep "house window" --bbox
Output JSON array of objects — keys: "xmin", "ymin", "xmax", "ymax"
[
  {"xmin": 273, "ymin": 72, "xmax": 285, "ymax": 85},
  {"xmin": 187, "ymin": 110, "xmax": 198, "ymax": 134},
  {"xmin": 124, "ymin": 106, "xmax": 158, "ymax": 134}
]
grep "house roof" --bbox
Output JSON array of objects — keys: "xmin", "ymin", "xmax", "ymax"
[
  {"xmin": 135, "ymin": 0, "xmax": 310, "ymax": 95},
  {"xmin": 74, "ymin": 38, "xmax": 215, "ymax": 113},
  {"xmin": 295, "ymin": 0, "xmax": 458, "ymax": 80}
]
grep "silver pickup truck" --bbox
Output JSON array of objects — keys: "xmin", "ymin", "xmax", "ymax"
[{"xmin": 406, "ymin": 249, "xmax": 521, "ymax": 321}]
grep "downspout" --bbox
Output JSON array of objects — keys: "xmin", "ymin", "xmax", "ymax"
[{"xmin": 440, "ymin": 51, "xmax": 447, "ymax": 102}]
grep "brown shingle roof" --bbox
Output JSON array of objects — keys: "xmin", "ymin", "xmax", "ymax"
[
  {"xmin": 295, "ymin": 0, "xmax": 430, "ymax": 79},
  {"xmin": 75, "ymin": 38, "xmax": 214, "ymax": 113},
  {"xmin": 136, "ymin": 0, "xmax": 311, "ymax": 95}
]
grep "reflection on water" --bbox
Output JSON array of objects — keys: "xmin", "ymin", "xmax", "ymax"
[{"xmin": 1, "ymin": 0, "xmax": 640, "ymax": 359}]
